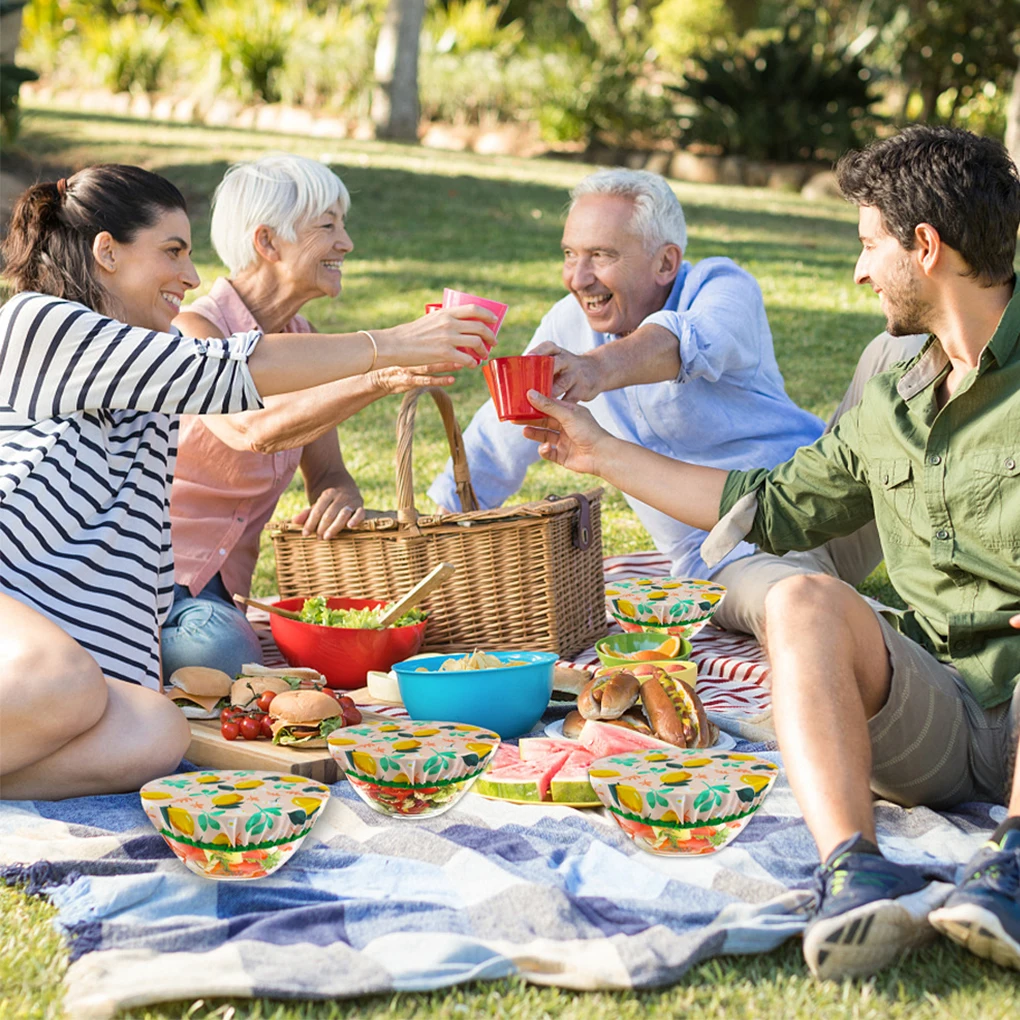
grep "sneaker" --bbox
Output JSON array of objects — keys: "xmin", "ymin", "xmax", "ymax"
[
  {"xmin": 928, "ymin": 836, "xmax": 1020, "ymax": 971},
  {"xmin": 803, "ymin": 834, "xmax": 938, "ymax": 980}
]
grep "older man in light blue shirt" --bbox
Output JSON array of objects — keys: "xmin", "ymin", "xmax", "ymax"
[{"xmin": 429, "ymin": 169, "xmax": 921, "ymax": 640}]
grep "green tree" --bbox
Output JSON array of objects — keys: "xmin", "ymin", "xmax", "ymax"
[{"xmin": 883, "ymin": 0, "xmax": 1020, "ymax": 124}]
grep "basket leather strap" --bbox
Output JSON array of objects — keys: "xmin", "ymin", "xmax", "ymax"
[
  {"xmin": 396, "ymin": 388, "xmax": 480, "ymax": 530},
  {"xmin": 546, "ymin": 492, "xmax": 593, "ymax": 550}
]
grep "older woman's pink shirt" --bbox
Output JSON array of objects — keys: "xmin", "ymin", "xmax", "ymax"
[{"xmin": 170, "ymin": 278, "xmax": 308, "ymax": 599}]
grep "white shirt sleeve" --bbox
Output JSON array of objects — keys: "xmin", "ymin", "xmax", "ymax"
[{"xmin": 640, "ymin": 258, "xmax": 769, "ymax": 385}]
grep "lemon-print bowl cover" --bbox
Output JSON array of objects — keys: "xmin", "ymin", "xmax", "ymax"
[
  {"xmin": 588, "ymin": 749, "xmax": 779, "ymax": 856},
  {"xmin": 328, "ymin": 720, "xmax": 501, "ymax": 819},
  {"xmin": 605, "ymin": 577, "xmax": 726, "ymax": 640},
  {"xmin": 139, "ymin": 770, "xmax": 330, "ymax": 880}
]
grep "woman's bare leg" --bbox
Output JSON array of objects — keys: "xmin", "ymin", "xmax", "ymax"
[{"xmin": 0, "ymin": 594, "xmax": 190, "ymax": 799}]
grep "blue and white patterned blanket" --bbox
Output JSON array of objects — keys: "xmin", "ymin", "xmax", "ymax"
[{"xmin": 1, "ymin": 742, "xmax": 1002, "ymax": 1019}]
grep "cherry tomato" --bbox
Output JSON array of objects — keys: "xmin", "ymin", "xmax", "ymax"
[
  {"xmin": 342, "ymin": 704, "xmax": 362, "ymax": 726},
  {"xmin": 338, "ymin": 696, "xmax": 354, "ymax": 709},
  {"xmin": 256, "ymin": 691, "xmax": 276, "ymax": 713},
  {"xmin": 221, "ymin": 720, "xmax": 240, "ymax": 741},
  {"xmin": 260, "ymin": 716, "xmax": 274, "ymax": 739},
  {"xmin": 239, "ymin": 716, "xmax": 260, "ymax": 741}
]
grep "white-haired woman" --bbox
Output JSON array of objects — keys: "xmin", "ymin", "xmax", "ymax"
[{"xmin": 162, "ymin": 153, "xmax": 474, "ymax": 678}]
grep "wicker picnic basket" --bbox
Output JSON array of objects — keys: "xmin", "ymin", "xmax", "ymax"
[{"xmin": 268, "ymin": 387, "xmax": 608, "ymax": 657}]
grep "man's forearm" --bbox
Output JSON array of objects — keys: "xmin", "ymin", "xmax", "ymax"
[
  {"xmin": 590, "ymin": 324, "xmax": 680, "ymax": 391},
  {"xmin": 595, "ymin": 435, "xmax": 728, "ymax": 531}
]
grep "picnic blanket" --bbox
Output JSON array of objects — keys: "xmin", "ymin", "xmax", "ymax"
[
  {"xmin": 1, "ymin": 755, "xmax": 1001, "ymax": 1017},
  {"xmin": 1, "ymin": 552, "xmax": 1002, "ymax": 1016}
]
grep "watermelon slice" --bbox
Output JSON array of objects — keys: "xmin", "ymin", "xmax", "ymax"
[
  {"xmin": 549, "ymin": 749, "xmax": 599, "ymax": 804},
  {"xmin": 488, "ymin": 743, "xmax": 523, "ymax": 770},
  {"xmin": 474, "ymin": 750, "xmax": 571, "ymax": 802},
  {"xmin": 517, "ymin": 737, "xmax": 576, "ymax": 761},
  {"xmin": 577, "ymin": 719, "xmax": 676, "ymax": 758}
]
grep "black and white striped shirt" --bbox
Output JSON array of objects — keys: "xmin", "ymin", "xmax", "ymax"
[{"xmin": 0, "ymin": 292, "xmax": 263, "ymax": 690}]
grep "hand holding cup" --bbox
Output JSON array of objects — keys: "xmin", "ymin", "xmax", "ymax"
[
  {"xmin": 393, "ymin": 304, "xmax": 497, "ymax": 368},
  {"xmin": 521, "ymin": 391, "xmax": 609, "ymax": 477},
  {"xmin": 530, "ymin": 341, "xmax": 604, "ymax": 402}
]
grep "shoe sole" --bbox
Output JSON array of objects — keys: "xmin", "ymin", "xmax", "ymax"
[
  {"xmin": 929, "ymin": 903, "xmax": 1020, "ymax": 971},
  {"xmin": 804, "ymin": 893, "xmax": 937, "ymax": 981}
]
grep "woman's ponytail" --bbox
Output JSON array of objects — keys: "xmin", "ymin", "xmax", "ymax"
[{"xmin": 1, "ymin": 165, "xmax": 187, "ymax": 312}]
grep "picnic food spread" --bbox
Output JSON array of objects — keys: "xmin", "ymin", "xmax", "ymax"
[
  {"xmin": 327, "ymin": 720, "xmax": 500, "ymax": 818},
  {"xmin": 587, "ymin": 749, "xmax": 779, "ymax": 855},
  {"xmin": 140, "ymin": 770, "xmax": 331, "ymax": 879},
  {"xmin": 166, "ymin": 575, "xmax": 773, "ymax": 874}
]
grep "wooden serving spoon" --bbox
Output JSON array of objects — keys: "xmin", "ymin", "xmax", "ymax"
[
  {"xmin": 232, "ymin": 594, "xmax": 303, "ymax": 621},
  {"xmin": 377, "ymin": 562, "xmax": 456, "ymax": 627}
]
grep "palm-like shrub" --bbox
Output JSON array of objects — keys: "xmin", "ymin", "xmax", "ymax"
[{"xmin": 671, "ymin": 11, "xmax": 882, "ymax": 162}]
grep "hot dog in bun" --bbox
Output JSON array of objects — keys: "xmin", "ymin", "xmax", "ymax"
[
  {"xmin": 268, "ymin": 690, "xmax": 345, "ymax": 748},
  {"xmin": 167, "ymin": 667, "xmax": 233, "ymax": 719}
]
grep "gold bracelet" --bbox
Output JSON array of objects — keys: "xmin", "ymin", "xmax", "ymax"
[{"xmin": 358, "ymin": 330, "xmax": 378, "ymax": 372}]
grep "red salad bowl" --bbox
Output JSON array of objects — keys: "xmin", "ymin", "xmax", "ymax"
[{"xmin": 268, "ymin": 597, "xmax": 428, "ymax": 690}]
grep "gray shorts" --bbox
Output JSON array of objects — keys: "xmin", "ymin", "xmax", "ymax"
[{"xmin": 869, "ymin": 613, "xmax": 1020, "ymax": 809}]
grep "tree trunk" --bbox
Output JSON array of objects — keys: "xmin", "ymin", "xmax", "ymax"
[
  {"xmin": 371, "ymin": 0, "xmax": 426, "ymax": 142},
  {"xmin": 1006, "ymin": 62, "xmax": 1020, "ymax": 170},
  {"xmin": 0, "ymin": 3, "xmax": 25, "ymax": 65}
]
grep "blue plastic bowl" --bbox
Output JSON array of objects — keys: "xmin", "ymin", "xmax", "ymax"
[{"xmin": 392, "ymin": 651, "xmax": 557, "ymax": 739}]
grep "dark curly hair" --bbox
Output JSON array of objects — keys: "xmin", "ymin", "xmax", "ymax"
[
  {"xmin": 836, "ymin": 126, "xmax": 1020, "ymax": 286},
  {"xmin": 2, "ymin": 164, "xmax": 187, "ymax": 313}
]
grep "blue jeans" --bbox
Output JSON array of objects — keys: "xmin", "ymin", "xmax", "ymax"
[{"xmin": 161, "ymin": 575, "xmax": 263, "ymax": 679}]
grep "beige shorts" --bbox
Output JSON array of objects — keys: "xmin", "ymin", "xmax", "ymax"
[{"xmin": 868, "ymin": 613, "xmax": 1020, "ymax": 809}]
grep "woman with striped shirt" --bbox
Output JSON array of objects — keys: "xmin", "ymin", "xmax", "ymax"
[{"xmin": 0, "ymin": 165, "xmax": 496, "ymax": 799}]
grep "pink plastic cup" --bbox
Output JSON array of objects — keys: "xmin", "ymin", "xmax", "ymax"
[
  {"xmin": 442, "ymin": 288, "xmax": 508, "ymax": 364},
  {"xmin": 483, "ymin": 355, "xmax": 554, "ymax": 424}
]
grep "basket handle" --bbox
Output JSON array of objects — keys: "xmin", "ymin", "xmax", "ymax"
[{"xmin": 395, "ymin": 387, "xmax": 479, "ymax": 525}]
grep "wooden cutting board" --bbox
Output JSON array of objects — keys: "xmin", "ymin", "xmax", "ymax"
[{"xmin": 185, "ymin": 710, "xmax": 391, "ymax": 784}]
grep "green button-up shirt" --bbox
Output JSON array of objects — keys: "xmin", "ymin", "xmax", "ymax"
[{"xmin": 718, "ymin": 278, "xmax": 1020, "ymax": 708}]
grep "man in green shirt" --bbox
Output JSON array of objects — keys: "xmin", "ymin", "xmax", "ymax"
[{"xmin": 524, "ymin": 125, "xmax": 1020, "ymax": 980}]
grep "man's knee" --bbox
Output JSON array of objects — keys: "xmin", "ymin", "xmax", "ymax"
[{"xmin": 764, "ymin": 572, "xmax": 850, "ymax": 626}]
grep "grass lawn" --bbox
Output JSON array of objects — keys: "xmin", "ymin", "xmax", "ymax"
[{"xmin": 2, "ymin": 105, "xmax": 1017, "ymax": 1019}]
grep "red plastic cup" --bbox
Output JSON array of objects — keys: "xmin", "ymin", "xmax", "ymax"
[
  {"xmin": 424, "ymin": 303, "xmax": 442, "ymax": 314},
  {"xmin": 442, "ymin": 288, "xmax": 507, "ymax": 364},
  {"xmin": 483, "ymin": 355, "xmax": 554, "ymax": 424}
]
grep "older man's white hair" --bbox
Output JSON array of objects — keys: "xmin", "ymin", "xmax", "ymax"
[
  {"xmin": 569, "ymin": 169, "xmax": 687, "ymax": 254},
  {"xmin": 210, "ymin": 153, "xmax": 351, "ymax": 274}
]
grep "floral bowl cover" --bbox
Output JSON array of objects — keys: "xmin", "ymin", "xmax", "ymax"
[
  {"xmin": 588, "ymin": 749, "xmax": 779, "ymax": 856},
  {"xmin": 140, "ymin": 770, "xmax": 330, "ymax": 880},
  {"xmin": 605, "ymin": 577, "xmax": 726, "ymax": 640},
  {"xmin": 328, "ymin": 720, "xmax": 501, "ymax": 819}
]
